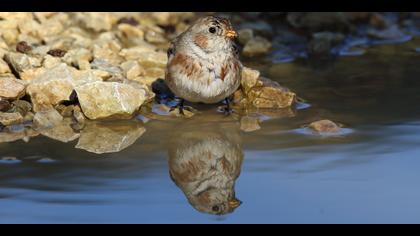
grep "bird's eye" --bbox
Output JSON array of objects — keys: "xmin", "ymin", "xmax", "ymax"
[
  {"xmin": 212, "ymin": 205, "xmax": 220, "ymax": 212},
  {"xmin": 208, "ymin": 27, "xmax": 216, "ymax": 34}
]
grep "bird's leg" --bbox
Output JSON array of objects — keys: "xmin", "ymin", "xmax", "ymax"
[
  {"xmin": 170, "ymin": 98, "xmax": 185, "ymax": 115},
  {"xmin": 223, "ymin": 97, "xmax": 233, "ymax": 115}
]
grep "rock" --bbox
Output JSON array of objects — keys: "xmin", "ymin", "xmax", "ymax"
[
  {"xmin": 239, "ymin": 21, "xmax": 273, "ymax": 38},
  {"xmin": 9, "ymin": 100, "xmax": 32, "ymax": 116},
  {"xmin": 240, "ymin": 116, "xmax": 261, "ymax": 132},
  {"xmin": 75, "ymin": 121, "xmax": 146, "ymax": 154},
  {"xmin": 0, "ymin": 112, "xmax": 23, "ymax": 126},
  {"xmin": 0, "ymin": 76, "xmax": 26, "ymax": 100},
  {"xmin": 33, "ymin": 109, "xmax": 63, "ymax": 129},
  {"xmin": 119, "ymin": 45, "xmax": 157, "ymax": 61},
  {"xmin": 76, "ymin": 12, "xmax": 115, "ymax": 32},
  {"xmin": 75, "ymin": 81, "xmax": 149, "ymax": 120},
  {"xmin": 238, "ymin": 28, "xmax": 254, "ymax": 45},
  {"xmin": 27, "ymin": 63, "xmax": 99, "ymax": 111},
  {"xmin": 40, "ymin": 119, "xmax": 80, "ymax": 143},
  {"xmin": 62, "ymin": 48, "xmax": 93, "ymax": 70},
  {"xmin": 308, "ymin": 32, "xmax": 345, "ymax": 57},
  {"xmin": 117, "ymin": 17, "xmax": 139, "ymax": 26},
  {"xmin": 120, "ymin": 60, "xmax": 145, "ymax": 80},
  {"xmin": 145, "ymin": 29, "xmax": 168, "ymax": 44},
  {"xmin": 16, "ymin": 41, "xmax": 32, "ymax": 54},
  {"xmin": 307, "ymin": 119, "xmax": 341, "ymax": 133},
  {"xmin": 247, "ymin": 77, "xmax": 296, "ymax": 109},
  {"xmin": 4, "ymin": 52, "xmax": 42, "ymax": 74},
  {"xmin": 90, "ymin": 59, "xmax": 124, "ymax": 79},
  {"xmin": 73, "ymin": 105, "xmax": 86, "ymax": 124},
  {"xmin": 0, "ymin": 100, "xmax": 11, "ymax": 112},
  {"xmin": 20, "ymin": 67, "xmax": 47, "ymax": 81},
  {"xmin": 287, "ymin": 12, "xmax": 350, "ymax": 32},
  {"xmin": 367, "ymin": 24, "xmax": 410, "ymax": 40},
  {"xmin": 242, "ymin": 36, "xmax": 272, "ymax": 57},
  {"xmin": 47, "ymin": 49, "xmax": 67, "ymax": 57},
  {"xmin": 0, "ymin": 58, "xmax": 11, "ymax": 74},
  {"xmin": 0, "ymin": 127, "xmax": 39, "ymax": 143},
  {"xmin": 55, "ymin": 104, "xmax": 74, "ymax": 117},
  {"xmin": 240, "ymin": 67, "xmax": 261, "ymax": 93}
]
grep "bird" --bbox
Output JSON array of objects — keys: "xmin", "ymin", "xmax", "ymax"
[
  {"xmin": 168, "ymin": 122, "xmax": 244, "ymax": 215},
  {"xmin": 165, "ymin": 16, "xmax": 242, "ymax": 115}
]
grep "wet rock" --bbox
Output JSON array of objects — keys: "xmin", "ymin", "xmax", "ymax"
[
  {"xmin": 367, "ymin": 24, "xmax": 410, "ymax": 41},
  {"xmin": 16, "ymin": 41, "xmax": 32, "ymax": 54},
  {"xmin": 0, "ymin": 58, "xmax": 11, "ymax": 74},
  {"xmin": 0, "ymin": 76, "xmax": 26, "ymax": 100},
  {"xmin": 242, "ymin": 36, "xmax": 272, "ymax": 57},
  {"xmin": 247, "ymin": 77, "xmax": 296, "ymax": 109},
  {"xmin": 0, "ymin": 112, "xmax": 23, "ymax": 126},
  {"xmin": 75, "ymin": 81, "xmax": 150, "ymax": 120},
  {"xmin": 307, "ymin": 119, "xmax": 341, "ymax": 133},
  {"xmin": 308, "ymin": 32, "xmax": 345, "ymax": 57},
  {"xmin": 287, "ymin": 12, "xmax": 350, "ymax": 32},
  {"xmin": 239, "ymin": 21, "xmax": 273, "ymax": 38},
  {"xmin": 240, "ymin": 67, "xmax": 261, "ymax": 93},
  {"xmin": 0, "ymin": 127, "xmax": 39, "ymax": 143},
  {"xmin": 240, "ymin": 116, "xmax": 261, "ymax": 132},
  {"xmin": 33, "ymin": 109, "xmax": 63, "ymax": 129},
  {"xmin": 75, "ymin": 121, "xmax": 146, "ymax": 154},
  {"xmin": 40, "ymin": 119, "xmax": 80, "ymax": 143}
]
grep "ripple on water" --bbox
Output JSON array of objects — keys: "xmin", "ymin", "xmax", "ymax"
[
  {"xmin": 293, "ymin": 127, "xmax": 354, "ymax": 137},
  {"xmin": 0, "ymin": 157, "xmax": 22, "ymax": 164}
]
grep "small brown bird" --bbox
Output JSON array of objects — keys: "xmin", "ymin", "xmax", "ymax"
[
  {"xmin": 165, "ymin": 16, "xmax": 242, "ymax": 114},
  {"xmin": 168, "ymin": 122, "xmax": 244, "ymax": 215}
]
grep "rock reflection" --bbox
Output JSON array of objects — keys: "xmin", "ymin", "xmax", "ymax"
[
  {"xmin": 168, "ymin": 122, "xmax": 244, "ymax": 215},
  {"xmin": 76, "ymin": 121, "xmax": 146, "ymax": 154}
]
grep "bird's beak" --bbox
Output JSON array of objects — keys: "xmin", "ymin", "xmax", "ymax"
[
  {"xmin": 225, "ymin": 30, "xmax": 238, "ymax": 39},
  {"xmin": 228, "ymin": 198, "xmax": 242, "ymax": 209}
]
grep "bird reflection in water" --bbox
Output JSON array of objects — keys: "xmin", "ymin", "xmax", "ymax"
[{"xmin": 168, "ymin": 122, "xmax": 244, "ymax": 215}]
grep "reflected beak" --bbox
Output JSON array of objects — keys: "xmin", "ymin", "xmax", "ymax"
[
  {"xmin": 228, "ymin": 198, "xmax": 242, "ymax": 209},
  {"xmin": 225, "ymin": 30, "xmax": 238, "ymax": 39}
]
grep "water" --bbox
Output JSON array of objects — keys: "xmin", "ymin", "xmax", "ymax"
[{"xmin": 1, "ymin": 38, "xmax": 420, "ymax": 223}]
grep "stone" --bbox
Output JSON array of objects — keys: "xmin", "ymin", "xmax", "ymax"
[
  {"xmin": 0, "ymin": 100, "xmax": 11, "ymax": 112},
  {"xmin": 40, "ymin": 119, "xmax": 80, "ymax": 143},
  {"xmin": 308, "ymin": 32, "xmax": 345, "ymax": 57},
  {"xmin": 287, "ymin": 12, "xmax": 350, "ymax": 32},
  {"xmin": 26, "ymin": 63, "xmax": 99, "ymax": 111},
  {"xmin": 56, "ymin": 104, "xmax": 74, "ymax": 117},
  {"xmin": 0, "ymin": 76, "xmax": 26, "ymax": 100},
  {"xmin": 74, "ymin": 81, "xmax": 149, "ymax": 120},
  {"xmin": 62, "ymin": 48, "xmax": 93, "ymax": 70},
  {"xmin": 90, "ymin": 59, "xmax": 124, "ymax": 79},
  {"xmin": 145, "ymin": 29, "xmax": 168, "ymax": 44},
  {"xmin": 16, "ymin": 41, "xmax": 32, "ymax": 54},
  {"xmin": 4, "ymin": 52, "xmax": 42, "ymax": 74},
  {"xmin": 238, "ymin": 28, "xmax": 254, "ymax": 45},
  {"xmin": 75, "ymin": 121, "xmax": 146, "ymax": 154},
  {"xmin": 20, "ymin": 67, "xmax": 47, "ymax": 81},
  {"xmin": 242, "ymin": 36, "xmax": 272, "ymax": 57},
  {"xmin": 240, "ymin": 116, "xmax": 261, "ymax": 132},
  {"xmin": 308, "ymin": 119, "xmax": 341, "ymax": 133},
  {"xmin": 240, "ymin": 67, "xmax": 261, "ymax": 93},
  {"xmin": 247, "ymin": 77, "xmax": 296, "ymax": 109},
  {"xmin": 47, "ymin": 49, "xmax": 67, "ymax": 58},
  {"xmin": 9, "ymin": 100, "xmax": 32, "ymax": 116},
  {"xmin": 33, "ymin": 109, "xmax": 63, "ymax": 129},
  {"xmin": 42, "ymin": 55, "xmax": 62, "ymax": 69},
  {"xmin": 120, "ymin": 60, "xmax": 145, "ymax": 80},
  {"xmin": 119, "ymin": 45, "xmax": 157, "ymax": 61},
  {"xmin": 73, "ymin": 105, "xmax": 86, "ymax": 124},
  {"xmin": 76, "ymin": 12, "xmax": 115, "ymax": 32},
  {"xmin": 0, "ymin": 112, "xmax": 23, "ymax": 126},
  {"xmin": 0, "ymin": 59, "xmax": 11, "ymax": 74}
]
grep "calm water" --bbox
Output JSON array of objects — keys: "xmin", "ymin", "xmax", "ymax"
[{"xmin": 1, "ymin": 39, "xmax": 420, "ymax": 223}]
